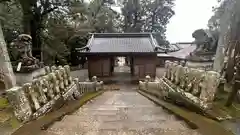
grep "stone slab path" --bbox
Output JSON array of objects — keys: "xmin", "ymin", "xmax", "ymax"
[{"xmin": 40, "ymin": 89, "xmax": 201, "ymax": 135}]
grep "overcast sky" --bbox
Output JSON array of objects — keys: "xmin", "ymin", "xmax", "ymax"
[
  {"xmin": 111, "ymin": 0, "xmax": 218, "ymax": 43},
  {"xmin": 166, "ymin": 0, "xmax": 218, "ymax": 43}
]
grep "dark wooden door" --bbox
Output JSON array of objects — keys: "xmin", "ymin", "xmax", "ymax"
[
  {"xmin": 145, "ymin": 64, "xmax": 155, "ymax": 77},
  {"xmin": 134, "ymin": 65, "xmax": 139, "ymax": 77},
  {"xmin": 92, "ymin": 60, "xmax": 102, "ymax": 77},
  {"xmin": 138, "ymin": 65, "xmax": 145, "ymax": 78},
  {"xmin": 102, "ymin": 59, "xmax": 110, "ymax": 76}
]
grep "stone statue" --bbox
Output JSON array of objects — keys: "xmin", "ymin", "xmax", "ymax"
[
  {"xmin": 187, "ymin": 29, "xmax": 219, "ymax": 61},
  {"xmin": 10, "ymin": 34, "xmax": 42, "ymax": 72}
]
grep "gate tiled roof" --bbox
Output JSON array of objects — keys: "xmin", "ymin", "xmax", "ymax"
[{"xmin": 76, "ymin": 33, "xmax": 166, "ymax": 53}]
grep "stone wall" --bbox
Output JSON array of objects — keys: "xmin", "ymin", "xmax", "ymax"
[
  {"xmin": 139, "ymin": 60, "xmax": 221, "ymax": 111},
  {"xmin": 6, "ymin": 65, "xmax": 103, "ymax": 123}
]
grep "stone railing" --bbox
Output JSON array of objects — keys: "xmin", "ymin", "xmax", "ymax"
[
  {"xmin": 6, "ymin": 65, "xmax": 103, "ymax": 122},
  {"xmin": 139, "ymin": 60, "xmax": 221, "ymax": 111}
]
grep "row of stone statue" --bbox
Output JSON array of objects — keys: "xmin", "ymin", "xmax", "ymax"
[
  {"xmin": 7, "ymin": 64, "xmax": 104, "ymax": 122},
  {"xmin": 165, "ymin": 61, "xmax": 220, "ymax": 102},
  {"xmin": 28, "ymin": 65, "xmax": 73, "ymax": 105},
  {"xmin": 163, "ymin": 60, "xmax": 221, "ymax": 109},
  {"xmin": 7, "ymin": 65, "xmax": 74, "ymax": 122}
]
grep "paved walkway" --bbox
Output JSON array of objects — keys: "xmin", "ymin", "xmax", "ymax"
[
  {"xmin": 47, "ymin": 66, "xmax": 201, "ymax": 135},
  {"xmin": 40, "ymin": 89, "xmax": 201, "ymax": 135}
]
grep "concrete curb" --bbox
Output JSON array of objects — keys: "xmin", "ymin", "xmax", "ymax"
[
  {"xmin": 138, "ymin": 90, "xmax": 198, "ymax": 129},
  {"xmin": 12, "ymin": 90, "xmax": 104, "ymax": 135},
  {"xmin": 138, "ymin": 90, "xmax": 234, "ymax": 135}
]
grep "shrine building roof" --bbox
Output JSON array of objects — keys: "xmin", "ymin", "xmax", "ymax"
[{"xmin": 76, "ymin": 33, "xmax": 167, "ymax": 54}]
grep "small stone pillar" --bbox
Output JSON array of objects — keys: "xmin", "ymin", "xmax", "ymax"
[
  {"xmin": 64, "ymin": 65, "xmax": 72, "ymax": 84},
  {"xmin": 58, "ymin": 65, "xmax": 63, "ymax": 70},
  {"xmin": 180, "ymin": 60, "xmax": 185, "ymax": 66},
  {"xmin": 51, "ymin": 66, "xmax": 57, "ymax": 72},
  {"xmin": 74, "ymin": 78, "xmax": 80, "ymax": 90},
  {"xmin": 92, "ymin": 76, "xmax": 97, "ymax": 91},
  {"xmin": 6, "ymin": 86, "xmax": 32, "ymax": 122},
  {"xmin": 44, "ymin": 66, "xmax": 51, "ymax": 75},
  {"xmin": 73, "ymin": 78, "xmax": 81, "ymax": 98},
  {"xmin": 145, "ymin": 75, "xmax": 151, "ymax": 82},
  {"xmin": 145, "ymin": 75, "xmax": 151, "ymax": 90}
]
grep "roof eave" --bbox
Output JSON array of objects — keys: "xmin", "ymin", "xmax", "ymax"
[
  {"xmin": 75, "ymin": 34, "xmax": 94, "ymax": 52},
  {"xmin": 75, "ymin": 52, "xmax": 158, "ymax": 57},
  {"xmin": 90, "ymin": 33, "xmax": 152, "ymax": 38}
]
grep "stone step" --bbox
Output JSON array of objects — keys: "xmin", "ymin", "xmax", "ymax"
[
  {"xmin": 84, "ymin": 130, "xmax": 138, "ymax": 135},
  {"xmin": 95, "ymin": 121, "xmax": 188, "ymax": 131},
  {"xmin": 58, "ymin": 115, "xmax": 187, "ymax": 130},
  {"xmin": 40, "ymin": 90, "xmax": 201, "ymax": 135},
  {"xmin": 46, "ymin": 121, "xmax": 100, "ymax": 134},
  {"xmin": 39, "ymin": 130, "xmax": 63, "ymax": 135},
  {"xmin": 73, "ymin": 110, "xmax": 169, "ymax": 118},
  {"xmin": 41, "ymin": 129, "xmax": 84, "ymax": 135},
  {"xmin": 42, "ymin": 129, "xmax": 200, "ymax": 135},
  {"xmin": 95, "ymin": 121, "xmax": 162, "ymax": 130},
  {"xmin": 80, "ymin": 105, "xmax": 160, "ymax": 110},
  {"xmin": 61, "ymin": 115, "xmax": 123, "ymax": 123},
  {"xmin": 84, "ymin": 129, "xmax": 200, "ymax": 135},
  {"xmin": 119, "ymin": 107, "xmax": 168, "ymax": 114},
  {"xmin": 61, "ymin": 113, "xmax": 180, "ymax": 123},
  {"xmin": 77, "ymin": 106, "xmax": 164, "ymax": 112},
  {"xmin": 124, "ymin": 114, "xmax": 176, "ymax": 122},
  {"xmin": 73, "ymin": 109, "xmax": 119, "ymax": 116},
  {"xmin": 78, "ymin": 106, "xmax": 119, "ymax": 111},
  {"xmin": 156, "ymin": 120, "xmax": 190, "ymax": 130},
  {"xmin": 83, "ymin": 130, "xmax": 162, "ymax": 135}
]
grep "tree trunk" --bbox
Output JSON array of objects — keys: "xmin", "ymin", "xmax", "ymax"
[
  {"xmin": 0, "ymin": 5, "xmax": 16, "ymax": 90},
  {"xmin": 19, "ymin": 0, "xmax": 42, "ymax": 60},
  {"xmin": 30, "ymin": 19, "xmax": 42, "ymax": 60},
  {"xmin": 225, "ymin": 0, "xmax": 240, "ymax": 106},
  {"xmin": 225, "ymin": 41, "xmax": 240, "ymax": 106},
  {"xmin": 226, "ymin": 79, "xmax": 240, "ymax": 106},
  {"xmin": 19, "ymin": 0, "xmax": 32, "ymax": 34},
  {"xmin": 213, "ymin": 30, "xmax": 226, "ymax": 72},
  {"xmin": 213, "ymin": 2, "xmax": 233, "ymax": 72},
  {"xmin": 22, "ymin": 12, "xmax": 32, "ymax": 34}
]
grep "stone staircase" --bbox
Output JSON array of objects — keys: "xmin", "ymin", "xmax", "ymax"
[{"xmin": 40, "ymin": 90, "xmax": 201, "ymax": 135}]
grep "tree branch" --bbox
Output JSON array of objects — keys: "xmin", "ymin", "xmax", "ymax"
[
  {"xmin": 42, "ymin": 7, "xmax": 58, "ymax": 16},
  {"xmin": 0, "ymin": 0, "xmax": 10, "ymax": 3}
]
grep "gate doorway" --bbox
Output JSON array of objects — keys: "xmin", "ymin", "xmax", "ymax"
[{"xmin": 112, "ymin": 56, "xmax": 132, "ymax": 84}]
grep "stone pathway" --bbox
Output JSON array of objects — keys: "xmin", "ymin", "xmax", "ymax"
[{"xmin": 40, "ymin": 89, "xmax": 201, "ymax": 135}]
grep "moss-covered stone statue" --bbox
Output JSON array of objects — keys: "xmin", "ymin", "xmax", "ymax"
[
  {"xmin": 10, "ymin": 34, "xmax": 43, "ymax": 72},
  {"xmin": 187, "ymin": 29, "xmax": 219, "ymax": 61},
  {"xmin": 185, "ymin": 29, "xmax": 219, "ymax": 70}
]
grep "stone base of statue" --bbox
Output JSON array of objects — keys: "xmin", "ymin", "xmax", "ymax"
[
  {"xmin": 12, "ymin": 59, "xmax": 44, "ymax": 73},
  {"xmin": 185, "ymin": 51, "xmax": 215, "ymax": 70},
  {"xmin": 15, "ymin": 68, "xmax": 46, "ymax": 86}
]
